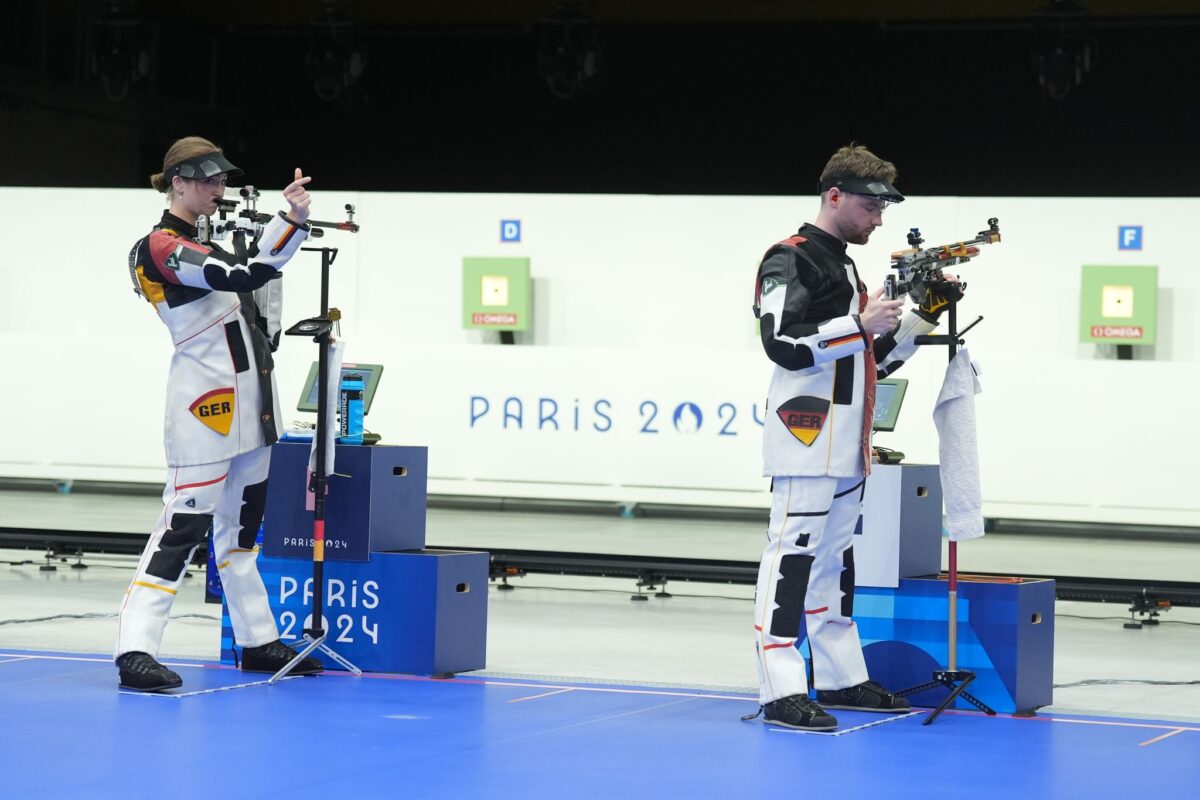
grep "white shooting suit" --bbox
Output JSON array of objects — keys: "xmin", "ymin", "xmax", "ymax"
[
  {"xmin": 751, "ymin": 224, "xmax": 934, "ymax": 703},
  {"xmin": 117, "ymin": 210, "xmax": 309, "ymax": 658}
]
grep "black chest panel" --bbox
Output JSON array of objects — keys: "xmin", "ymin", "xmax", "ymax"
[{"xmin": 795, "ymin": 253, "xmax": 856, "ymax": 324}]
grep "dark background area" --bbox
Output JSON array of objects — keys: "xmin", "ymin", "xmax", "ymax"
[{"xmin": 1, "ymin": 1, "xmax": 1197, "ymax": 196}]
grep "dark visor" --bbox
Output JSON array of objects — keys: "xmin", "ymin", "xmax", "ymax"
[
  {"xmin": 819, "ymin": 175, "xmax": 905, "ymax": 203},
  {"xmin": 165, "ymin": 151, "xmax": 243, "ymax": 181}
]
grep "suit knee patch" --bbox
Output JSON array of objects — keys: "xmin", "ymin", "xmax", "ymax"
[
  {"xmin": 146, "ymin": 513, "xmax": 212, "ymax": 581},
  {"xmin": 237, "ymin": 480, "xmax": 268, "ymax": 549},
  {"xmin": 840, "ymin": 546, "xmax": 856, "ymax": 618},
  {"xmin": 769, "ymin": 553, "xmax": 814, "ymax": 638}
]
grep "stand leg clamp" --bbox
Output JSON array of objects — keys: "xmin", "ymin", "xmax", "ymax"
[
  {"xmin": 898, "ymin": 669, "xmax": 996, "ymax": 726},
  {"xmin": 268, "ymin": 632, "xmax": 364, "ymax": 685}
]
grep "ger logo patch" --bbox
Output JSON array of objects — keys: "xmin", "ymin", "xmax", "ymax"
[
  {"xmin": 777, "ymin": 396, "xmax": 830, "ymax": 447},
  {"xmin": 189, "ymin": 388, "xmax": 235, "ymax": 436},
  {"xmin": 163, "ymin": 247, "xmax": 182, "ymax": 271}
]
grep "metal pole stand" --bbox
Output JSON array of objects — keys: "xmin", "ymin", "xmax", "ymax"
[
  {"xmin": 270, "ymin": 244, "xmax": 362, "ymax": 684},
  {"xmin": 898, "ymin": 295, "xmax": 995, "ymax": 725}
]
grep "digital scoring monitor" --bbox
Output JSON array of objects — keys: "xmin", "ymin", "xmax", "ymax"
[
  {"xmin": 297, "ymin": 362, "xmax": 383, "ymax": 413},
  {"xmin": 872, "ymin": 378, "xmax": 908, "ymax": 432}
]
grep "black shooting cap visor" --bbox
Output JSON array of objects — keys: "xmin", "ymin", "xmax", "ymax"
[
  {"xmin": 819, "ymin": 175, "xmax": 905, "ymax": 203},
  {"xmin": 166, "ymin": 151, "xmax": 243, "ymax": 181}
]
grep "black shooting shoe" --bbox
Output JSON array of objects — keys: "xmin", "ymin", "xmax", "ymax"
[
  {"xmin": 116, "ymin": 651, "xmax": 183, "ymax": 693},
  {"xmin": 239, "ymin": 639, "xmax": 323, "ymax": 675},
  {"xmin": 761, "ymin": 694, "xmax": 838, "ymax": 731},
  {"xmin": 816, "ymin": 680, "xmax": 911, "ymax": 713}
]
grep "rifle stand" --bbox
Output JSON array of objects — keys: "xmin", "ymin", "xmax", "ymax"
[
  {"xmin": 270, "ymin": 244, "xmax": 362, "ymax": 685},
  {"xmin": 898, "ymin": 294, "xmax": 995, "ymax": 725}
]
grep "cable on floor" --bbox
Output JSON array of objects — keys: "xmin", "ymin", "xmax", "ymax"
[
  {"xmin": 0, "ymin": 612, "xmax": 220, "ymax": 626},
  {"xmin": 1056, "ymin": 613, "xmax": 1200, "ymax": 627},
  {"xmin": 1054, "ymin": 678, "xmax": 1200, "ymax": 689},
  {"xmin": 492, "ymin": 582, "xmax": 753, "ymax": 602},
  {"xmin": 4, "ymin": 558, "xmax": 142, "ymax": 570}
]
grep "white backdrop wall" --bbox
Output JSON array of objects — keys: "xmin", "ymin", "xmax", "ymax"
[{"xmin": 0, "ymin": 187, "xmax": 1195, "ymax": 526}]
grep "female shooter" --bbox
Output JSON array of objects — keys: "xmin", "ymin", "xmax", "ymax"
[{"xmin": 115, "ymin": 136, "xmax": 321, "ymax": 691}]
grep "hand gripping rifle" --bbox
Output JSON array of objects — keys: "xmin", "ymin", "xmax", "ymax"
[{"xmin": 884, "ymin": 217, "xmax": 1002, "ymax": 301}]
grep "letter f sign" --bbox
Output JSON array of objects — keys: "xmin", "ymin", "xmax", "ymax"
[{"xmin": 1118, "ymin": 225, "xmax": 1142, "ymax": 250}]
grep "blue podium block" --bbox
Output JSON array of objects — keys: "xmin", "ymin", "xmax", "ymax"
[
  {"xmin": 798, "ymin": 576, "xmax": 1055, "ymax": 714},
  {"xmin": 263, "ymin": 442, "xmax": 428, "ymax": 561},
  {"xmin": 222, "ymin": 550, "xmax": 488, "ymax": 676},
  {"xmin": 863, "ymin": 577, "xmax": 1054, "ymax": 714}
]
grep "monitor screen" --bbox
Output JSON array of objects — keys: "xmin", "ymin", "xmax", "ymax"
[
  {"xmin": 297, "ymin": 362, "xmax": 383, "ymax": 413},
  {"xmin": 872, "ymin": 378, "xmax": 907, "ymax": 432}
]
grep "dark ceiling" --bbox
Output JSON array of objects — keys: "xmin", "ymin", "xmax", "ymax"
[
  {"xmin": 144, "ymin": 1, "xmax": 1200, "ymax": 25},
  {"xmin": 1, "ymin": 1, "xmax": 1198, "ymax": 196}
]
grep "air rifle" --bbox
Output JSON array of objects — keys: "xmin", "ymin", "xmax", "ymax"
[{"xmin": 884, "ymin": 217, "xmax": 1001, "ymax": 300}]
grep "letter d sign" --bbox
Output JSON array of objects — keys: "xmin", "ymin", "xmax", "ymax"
[{"xmin": 500, "ymin": 220, "xmax": 521, "ymax": 242}]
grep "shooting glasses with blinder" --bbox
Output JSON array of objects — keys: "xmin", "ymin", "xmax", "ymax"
[
  {"xmin": 819, "ymin": 174, "xmax": 906, "ymax": 204},
  {"xmin": 164, "ymin": 150, "xmax": 244, "ymax": 181}
]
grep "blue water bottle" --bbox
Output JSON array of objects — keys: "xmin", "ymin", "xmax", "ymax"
[{"xmin": 338, "ymin": 372, "xmax": 365, "ymax": 445}]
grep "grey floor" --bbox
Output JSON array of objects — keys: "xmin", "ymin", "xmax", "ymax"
[{"xmin": 1, "ymin": 488, "xmax": 1198, "ymax": 722}]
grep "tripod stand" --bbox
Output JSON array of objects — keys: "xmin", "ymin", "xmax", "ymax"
[
  {"xmin": 268, "ymin": 239, "xmax": 363, "ymax": 684},
  {"xmin": 897, "ymin": 294, "xmax": 995, "ymax": 725}
]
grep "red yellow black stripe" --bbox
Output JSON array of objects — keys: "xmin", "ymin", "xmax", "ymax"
[
  {"xmin": 313, "ymin": 519, "xmax": 325, "ymax": 562},
  {"xmin": 271, "ymin": 224, "xmax": 298, "ymax": 255},
  {"xmin": 822, "ymin": 333, "xmax": 861, "ymax": 348}
]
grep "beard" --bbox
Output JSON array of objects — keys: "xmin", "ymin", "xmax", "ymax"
[{"xmin": 846, "ymin": 228, "xmax": 872, "ymax": 245}]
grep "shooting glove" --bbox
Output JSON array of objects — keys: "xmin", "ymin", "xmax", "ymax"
[{"xmin": 909, "ymin": 274, "xmax": 965, "ymax": 323}]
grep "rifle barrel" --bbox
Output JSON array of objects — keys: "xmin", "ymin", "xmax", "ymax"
[{"xmin": 308, "ymin": 219, "xmax": 360, "ymax": 233}]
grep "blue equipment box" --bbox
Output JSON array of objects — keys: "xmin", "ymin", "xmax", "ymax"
[
  {"xmin": 799, "ymin": 576, "xmax": 1055, "ymax": 714},
  {"xmin": 863, "ymin": 576, "xmax": 1054, "ymax": 714},
  {"xmin": 263, "ymin": 442, "xmax": 428, "ymax": 561},
  {"xmin": 222, "ymin": 549, "xmax": 489, "ymax": 676}
]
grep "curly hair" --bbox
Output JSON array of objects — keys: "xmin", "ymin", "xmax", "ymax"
[{"xmin": 819, "ymin": 143, "xmax": 897, "ymax": 186}]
